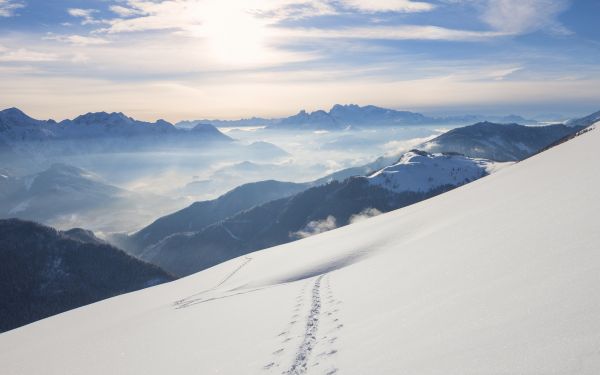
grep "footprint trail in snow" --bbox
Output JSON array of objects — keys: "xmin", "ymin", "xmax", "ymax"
[{"xmin": 263, "ymin": 273, "xmax": 343, "ymax": 375}]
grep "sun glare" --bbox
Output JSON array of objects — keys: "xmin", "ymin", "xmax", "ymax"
[{"xmin": 199, "ymin": 3, "xmax": 269, "ymax": 66}]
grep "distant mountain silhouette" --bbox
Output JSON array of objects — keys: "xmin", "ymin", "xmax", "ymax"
[
  {"xmin": 175, "ymin": 104, "xmax": 541, "ymax": 130},
  {"xmin": 130, "ymin": 151, "xmax": 504, "ymax": 276},
  {"xmin": 0, "ymin": 107, "xmax": 232, "ymax": 143}
]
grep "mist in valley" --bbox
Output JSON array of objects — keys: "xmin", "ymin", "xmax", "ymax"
[{"xmin": 0, "ymin": 121, "xmax": 451, "ymax": 236}]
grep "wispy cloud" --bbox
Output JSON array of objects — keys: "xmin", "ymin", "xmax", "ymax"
[
  {"xmin": 340, "ymin": 0, "xmax": 434, "ymax": 13},
  {"xmin": 0, "ymin": 45, "xmax": 58, "ymax": 62},
  {"xmin": 68, "ymin": 8, "xmax": 107, "ymax": 25},
  {"xmin": 489, "ymin": 66, "xmax": 523, "ymax": 81},
  {"xmin": 109, "ymin": 5, "xmax": 145, "ymax": 17},
  {"xmin": 0, "ymin": 0, "xmax": 24, "ymax": 17},
  {"xmin": 97, "ymin": 0, "xmax": 497, "ymax": 42},
  {"xmin": 480, "ymin": 0, "xmax": 572, "ymax": 35},
  {"xmin": 44, "ymin": 34, "xmax": 110, "ymax": 46},
  {"xmin": 281, "ymin": 25, "xmax": 508, "ymax": 41}
]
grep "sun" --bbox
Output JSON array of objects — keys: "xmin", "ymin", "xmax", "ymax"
[{"xmin": 199, "ymin": 2, "xmax": 269, "ymax": 66}]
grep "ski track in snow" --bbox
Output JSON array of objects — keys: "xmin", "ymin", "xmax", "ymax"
[
  {"xmin": 173, "ymin": 256, "xmax": 253, "ymax": 309},
  {"xmin": 264, "ymin": 273, "xmax": 343, "ymax": 375}
]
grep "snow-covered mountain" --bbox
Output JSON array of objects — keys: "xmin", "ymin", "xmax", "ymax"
[
  {"xmin": 0, "ymin": 108, "xmax": 234, "ymax": 175},
  {"xmin": 1, "ymin": 124, "xmax": 597, "ymax": 374},
  {"xmin": 0, "ymin": 107, "xmax": 60, "ymax": 141},
  {"xmin": 367, "ymin": 150, "xmax": 507, "ymax": 193},
  {"xmin": 0, "ymin": 219, "xmax": 173, "ymax": 333},
  {"xmin": 60, "ymin": 111, "xmax": 177, "ymax": 137},
  {"xmin": 128, "ymin": 152, "xmax": 508, "ymax": 277},
  {"xmin": 118, "ymin": 120, "xmax": 580, "ymax": 274},
  {"xmin": 0, "ymin": 107, "xmax": 232, "ymax": 143},
  {"xmin": 311, "ymin": 120, "xmax": 581, "ymax": 187}
]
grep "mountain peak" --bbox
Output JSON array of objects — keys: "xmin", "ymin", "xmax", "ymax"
[
  {"xmin": 155, "ymin": 119, "xmax": 173, "ymax": 127},
  {"xmin": 192, "ymin": 123, "xmax": 217, "ymax": 131},
  {"xmin": 329, "ymin": 104, "xmax": 360, "ymax": 112},
  {"xmin": 0, "ymin": 107, "xmax": 38, "ymax": 124},
  {"xmin": 72, "ymin": 111, "xmax": 133, "ymax": 125},
  {"xmin": 1, "ymin": 107, "xmax": 27, "ymax": 116}
]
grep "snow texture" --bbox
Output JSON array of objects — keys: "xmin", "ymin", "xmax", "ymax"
[{"xmin": 368, "ymin": 150, "xmax": 511, "ymax": 193}]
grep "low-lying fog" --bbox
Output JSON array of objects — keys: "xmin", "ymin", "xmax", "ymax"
[{"xmin": 1, "ymin": 124, "xmax": 456, "ymax": 235}]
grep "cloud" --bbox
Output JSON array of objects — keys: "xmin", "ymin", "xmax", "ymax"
[
  {"xmin": 349, "ymin": 208, "xmax": 382, "ymax": 224},
  {"xmin": 101, "ymin": 1, "xmax": 497, "ymax": 42},
  {"xmin": 101, "ymin": 0, "xmax": 334, "ymax": 34},
  {"xmin": 341, "ymin": 0, "xmax": 435, "ymax": 13},
  {"xmin": 109, "ymin": 5, "xmax": 145, "ymax": 17},
  {"xmin": 481, "ymin": 0, "xmax": 572, "ymax": 35},
  {"xmin": 68, "ymin": 8, "xmax": 106, "ymax": 25},
  {"xmin": 0, "ymin": 47, "xmax": 58, "ymax": 62},
  {"xmin": 281, "ymin": 25, "xmax": 508, "ymax": 41},
  {"xmin": 0, "ymin": 0, "xmax": 24, "ymax": 17},
  {"xmin": 44, "ymin": 34, "xmax": 110, "ymax": 46},
  {"xmin": 291, "ymin": 215, "xmax": 337, "ymax": 239},
  {"xmin": 383, "ymin": 134, "xmax": 440, "ymax": 156},
  {"xmin": 488, "ymin": 66, "xmax": 523, "ymax": 81}
]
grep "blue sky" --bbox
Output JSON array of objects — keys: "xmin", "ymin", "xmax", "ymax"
[{"xmin": 0, "ymin": 0, "xmax": 598, "ymax": 121}]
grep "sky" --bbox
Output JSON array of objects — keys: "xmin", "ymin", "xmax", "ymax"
[{"xmin": 0, "ymin": 0, "xmax": 599, "ymax": 121}]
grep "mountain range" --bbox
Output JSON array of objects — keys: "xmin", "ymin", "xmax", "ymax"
[
  {"xmin": 0, "ymin": 107, "xmax": 231, "ymax": 145},
  {"xmin": 0, "ymin": 108, "xmax": 595, "ymax": 321},
  {"xmin": 117, "ymin": 119, "xmax": 586, "ymax": 276},
  {"xmin": 1, "ymin": 118, "xmax": 597, "ymax": 374},
  {"xmin": 0, "ymin": 219, "xmax": 174, "ymax": 332},
  {"xmin": 176, "ymin": 104, "xmax": 540, "ymax": 130},
  {"xmin": 133, "ymin": 151, "xmax": 508, "ymax": 277}
]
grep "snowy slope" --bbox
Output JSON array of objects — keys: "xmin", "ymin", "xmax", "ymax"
[
  {"xmin": 1, "ymin": 126, "xmax": 599, "ymax": 374},
  {"xmin": 367, "ymin": 150, "xmax": 510, "ymax": 193}
]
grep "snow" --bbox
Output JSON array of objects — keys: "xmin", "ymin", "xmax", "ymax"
[
  {"xmin": 1, "ymin": 128, "xmax": 600, "ymax": 374},
  {"xmin": 368, "ymin": 150, "xmax": 511, "ymax": 193},
  {"xmin": 221, "ymin": 223, "xmax": 241, "ymax": 241}
]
